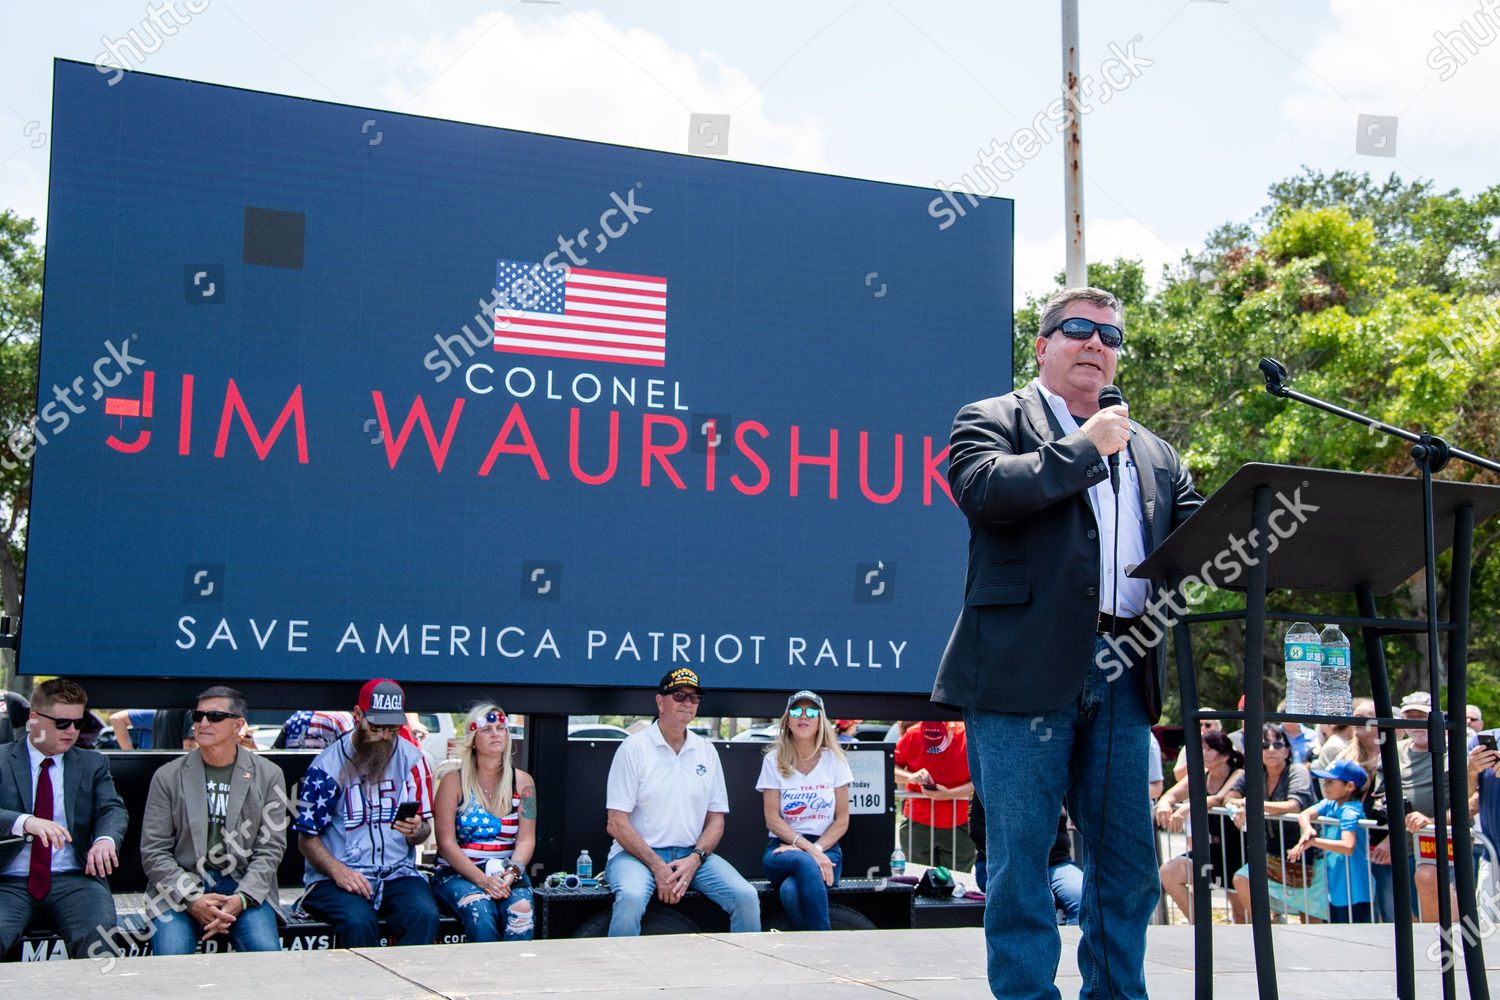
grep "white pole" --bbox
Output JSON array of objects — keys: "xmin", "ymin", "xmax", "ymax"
[{"xmin": 1061, "ymin": 0, "xmax": 1087, "ymax": 288}]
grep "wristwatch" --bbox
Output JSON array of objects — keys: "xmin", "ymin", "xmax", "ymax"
[{"xmin": 692, "ymin": 848, "xmax": 711, "ymax": 863}]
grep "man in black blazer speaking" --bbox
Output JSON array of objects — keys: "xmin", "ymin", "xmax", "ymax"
[
  {"xmin": 0, "ymin": 678, "xmax": 128, "ymax": 960},
  {"xmin": 933, "ymin": 287, "xmax": 1202, "ymax": 1000}
]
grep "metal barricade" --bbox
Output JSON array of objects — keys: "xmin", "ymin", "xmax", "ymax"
[
  {"xmin": 1153, "ymin": 806, "xmax": 1248, "ymax": 924},
  {"xmin": 889, "ymin": 788, "xmax": 1495, "ymax": 930},
  {"xmin": 1151, "ymin": 806, "xmax": 1500, "ymax": 927},
  {"xmin": 892, "ymin": 789, "xmax": 974, "ymax": 872}
]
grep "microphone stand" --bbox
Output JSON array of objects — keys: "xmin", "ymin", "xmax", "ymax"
[
  {"xmin": 1259, "ymin": 356, "xmax": 1499, "ymax": 1000},
  {"xmin": 1258, "ymin": 357, "xmax": 1500, "ymax": 476}
]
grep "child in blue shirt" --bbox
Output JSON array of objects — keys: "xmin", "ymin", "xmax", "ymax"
[{"xmin": 1290, "ymin": 758, "xmax": 1371, "ymax": 922}]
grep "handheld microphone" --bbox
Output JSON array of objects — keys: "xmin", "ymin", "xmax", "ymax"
[{"xmin": 1097, "ymin": 384, "xmax": 1125, "ymax": 495}]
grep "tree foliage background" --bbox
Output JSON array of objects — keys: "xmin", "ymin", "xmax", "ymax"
[
  {"xmin": 3, "ymin": 170, "xmax": 1499, "ymax": 712},
  {"xmin": 0, "ymin": 209, "xmax": 42, "ymax": 692},
  {"xmin": 1017, "ymin": 170, "xmax": 1500, "ymax": 723}
]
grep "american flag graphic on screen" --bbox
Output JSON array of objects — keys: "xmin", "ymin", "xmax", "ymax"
[{"xmin": 494, "ymin": 258, "xmax": 667, "ymax": 367}]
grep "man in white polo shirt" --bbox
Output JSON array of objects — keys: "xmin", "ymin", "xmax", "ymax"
[{"xmin": 604, "ymin": 668, "xmax": 760, "ymax": 936}]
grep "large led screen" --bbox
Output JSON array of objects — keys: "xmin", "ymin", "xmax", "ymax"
[{"xmin": 22, "ymin": 59, "xmax": 1013, "ymax": 694}]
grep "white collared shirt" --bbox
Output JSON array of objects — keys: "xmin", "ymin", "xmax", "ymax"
[
  {"xmin": 4, "ymin": 742, "xmax": 84, "ymax": 877},
  {"xmin": 605, "ymin": 722, "xmax": 729, "ymax": 860},
  {"xmin": 1036, "ymin": 380, "xmax": 1150, "ymax": 616}
]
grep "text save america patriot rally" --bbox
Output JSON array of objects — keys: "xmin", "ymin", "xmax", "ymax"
[{"xmin": 494, "ymin": 259, "xmax": 667, "ymax": 367}]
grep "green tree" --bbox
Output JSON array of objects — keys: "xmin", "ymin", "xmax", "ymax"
[
  {"xmin": 1016, "ymin": 171, "xmax": 1500, "ymax": 723},
  {"xmin": 1264, "ymin": 168, "xmax": 1500, "ymax": 295},
  {"xmin": 0, "ymin": 210, "xmax": 43, "ymax": 692}
]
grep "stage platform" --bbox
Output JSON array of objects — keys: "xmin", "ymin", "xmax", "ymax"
[{"xmin": 1, "ymin": 924, "xmax": 1492, "ymax": 998}]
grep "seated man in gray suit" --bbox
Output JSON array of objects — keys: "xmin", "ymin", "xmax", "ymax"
[
  {"xmin": 140, "ymin": 686, "xmax": 288, "ymax": 953},
  {"xmin": 0, "ymin": 678, "xmax": 127, "ymax": 959}
]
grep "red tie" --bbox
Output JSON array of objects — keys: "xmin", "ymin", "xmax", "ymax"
[{"xmin": 28, "ymin": 758, "xmax": 54, "ymax": 900}]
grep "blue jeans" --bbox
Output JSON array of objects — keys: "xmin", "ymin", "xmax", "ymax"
[
  {"xmin": 965, "ymin": 635, "xmax": 1156, "ymax": 1000},
  {"xmin": 150, "ymin": 875, "xmax": 281, "ymax": 954},
  {"xmin": 1371, "ymin": 852, "xmax": 1419, "ymax": 923},
  {"xmin": 763, "ymin": 840, "xmax": 843, "ymax": 931},
  {"xmin": 431, "ymin": 868, "xmax": 535, "ymax": 942},
  {"xmin": 1372, "ymin": 861, "xmax": 1395, "ymax": 923},
  {"xmin": 1050, "ymin": 862, "xmax": 1084, "ymax": 926},
  {"xmin": 604, "ymin": 847, "xmax": 760, "ymax": 936},
  {"xmin": 304, "ymin": 875, "xmax": 439, "ymax": 948}
]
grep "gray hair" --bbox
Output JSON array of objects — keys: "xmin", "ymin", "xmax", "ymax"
[
  {"xmin": 196, "ymin": 685, "xmax": 247, "ymax": 718},
  {"xmin": 1037, "ymin": 287, "xmax": 1124, "ymax": 339}
]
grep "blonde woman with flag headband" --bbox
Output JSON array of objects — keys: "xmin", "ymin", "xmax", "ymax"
[
  {"xmin": 757, "ymin": 690, "xmax": 853, "ymax": 931},
  {"xmin": 432, "ymin": 704, "xmax": 537, "ymax": 942}
]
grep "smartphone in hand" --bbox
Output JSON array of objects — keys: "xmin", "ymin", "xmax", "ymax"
[
  {"xmin": 393, "ymin": 801, "xmax": 420, "ymax": 823},
  {"xmin": 1479, "ymin": 733, "xmax": 1497, "ymax": 752}
]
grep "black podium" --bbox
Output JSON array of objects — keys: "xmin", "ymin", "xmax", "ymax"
[{"xmin": 1132, "ymin": 463, "xmax": 1500, "ymax": 1000}]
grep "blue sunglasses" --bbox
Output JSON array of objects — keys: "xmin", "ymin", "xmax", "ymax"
[{"xmin": 789, "ymin": 706, "xmax": 821, "ymax": 719}]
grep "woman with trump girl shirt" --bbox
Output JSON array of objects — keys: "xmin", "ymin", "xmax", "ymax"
[
  {"xmin": 757, "ymin": 690, "xmax": 853, "ymax": 931},
  {"xmin": 432, "ymin": 704, "xmax": 537, "ymax": 941}
]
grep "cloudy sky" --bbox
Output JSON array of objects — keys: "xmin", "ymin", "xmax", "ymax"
[{"xmin": 2, "ymin": 0, "xmax": 1497, "ymax": 299}]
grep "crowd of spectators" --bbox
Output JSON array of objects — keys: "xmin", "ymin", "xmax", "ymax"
[
  {"xmin": 8, "ymin": 670, "xmax": 1495, "ymax": 959},
  {"xmin": 1155, "ymin": 729, "xmax": 1245, "ymax": 921},
  {"xmin": 1152, "ymin": 690, "xmax": 1500, "ymax": 930},
  {"xmin": 0, "ymin": 671, "xmax": 917, "ymax": 959}
]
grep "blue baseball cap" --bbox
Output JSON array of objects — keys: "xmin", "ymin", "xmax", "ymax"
[{"xmin": 1311, "ymin": 759, "xmax": 1367, "ymax": 790}]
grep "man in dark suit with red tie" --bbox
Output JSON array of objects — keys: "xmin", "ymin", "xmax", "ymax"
[{"xmin": 0, "ymin": 678, "xmax": 128, "ymax": 959}]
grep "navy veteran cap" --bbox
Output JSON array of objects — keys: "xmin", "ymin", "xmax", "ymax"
[{"xmin": 659, "ymin": 668, "xmax": 703, "ymax": 694}]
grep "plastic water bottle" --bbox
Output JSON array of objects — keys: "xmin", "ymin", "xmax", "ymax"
[
  {"xmin": 576, "ymin": 849, "xmax": 593, "ymax": 881},
  {"xmin": 1284, "ymin": 622, "xmax": 1322, "ymax": 714},
  {"xmin": 1318, "ymin": 625, "xmax": 1353, "ymax": 716},
  {"xmin": 890, "ymin": 847, "xmax": 906, "ymax": 876}
]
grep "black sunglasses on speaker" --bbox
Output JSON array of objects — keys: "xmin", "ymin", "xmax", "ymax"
[
  {"xmin": 1048, "ymin": 316, "xmax": 1124, "ymax": 349},
  {"xmin": 191, "ymin": 710, "xmax": 242, "ymax": 723}
]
